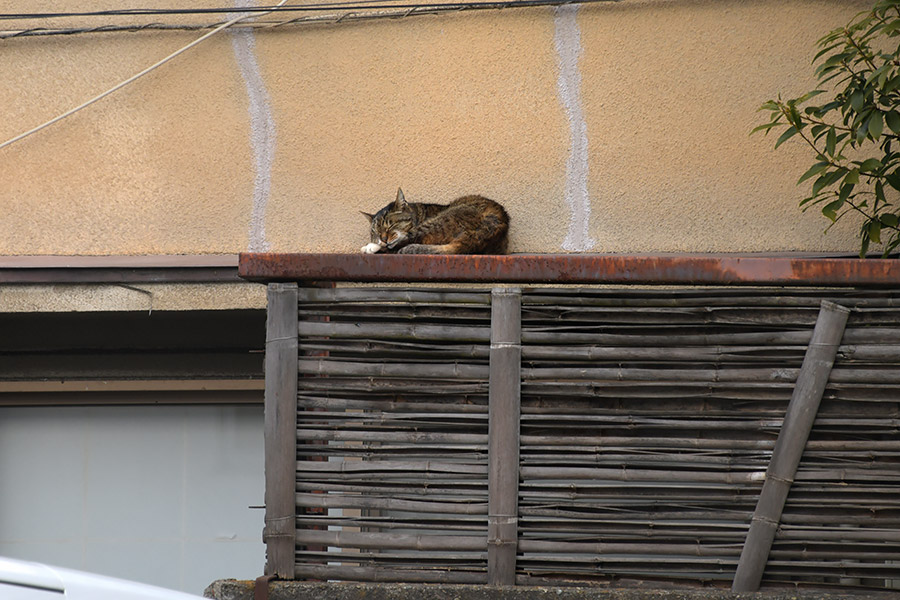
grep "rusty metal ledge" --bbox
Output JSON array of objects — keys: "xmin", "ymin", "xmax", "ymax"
[{"xmin": 238, "ymin": 253, "xmax": 900, "ymax": 287}]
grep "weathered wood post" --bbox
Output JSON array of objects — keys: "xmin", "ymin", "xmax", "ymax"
[
  {"xmin": 732, "ymin": 300, "xmax": 850, "ymax": 592},
  {"xmin": 488, "ymin": 287, "xmax": 522, "ymax": 585},
  {"xmin": 263, "ymin": 282, "xmax": 299, "ymax": 578}
]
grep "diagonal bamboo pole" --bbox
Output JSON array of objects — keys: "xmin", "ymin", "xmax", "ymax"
[{"xmin": 731, "ymin": 300, "xmax": 850, "ymax": 592}]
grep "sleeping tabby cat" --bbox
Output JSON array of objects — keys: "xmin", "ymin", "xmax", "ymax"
[{"xmin": 361, "ymin": 188, "xmax": 509, "ymax": 255}]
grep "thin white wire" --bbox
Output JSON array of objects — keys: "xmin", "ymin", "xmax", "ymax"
[{"xmin": 0, "ymin": 0, "xmax": 288, "ymax": 151}]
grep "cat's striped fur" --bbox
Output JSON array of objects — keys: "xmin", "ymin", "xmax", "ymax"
[{"xmin": 361, "ymin": 188, "xmax": 509, "ymax": 255}]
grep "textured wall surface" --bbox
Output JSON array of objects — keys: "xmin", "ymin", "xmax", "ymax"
[
  {"xmin": 0, "ymin": 0, "xmax": 873, "ymax": 255},
  {"xmin": 0, "ymin": 282, "xmax": 266, "ymax": 312},
  {"xmin": 204, "ymin": 580, "xmax": 895, "ymax": 600}
]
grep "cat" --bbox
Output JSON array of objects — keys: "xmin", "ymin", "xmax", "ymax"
[{"xmin": 360, "ymin": 188, "xmax": 509, "ymax": 255}]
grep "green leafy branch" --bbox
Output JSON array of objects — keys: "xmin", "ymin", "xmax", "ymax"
[{"xmin": 754, "ymin": 0, "xmax": 900, "ymax": 257}]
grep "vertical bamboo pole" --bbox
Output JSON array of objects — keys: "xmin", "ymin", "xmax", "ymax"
[
  {"xmin": 263, "ymin": 282, "xmax": 299, "ymax": 578},
  {"xmin": 488, "ymin": 287, "xmax": 522, "ymax": 586},
  {"xmin": 732, "ymin": 300, "xmax": 850, "ymax": 592}
]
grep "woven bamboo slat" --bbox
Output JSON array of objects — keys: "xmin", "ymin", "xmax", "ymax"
[{"xmin": 290, "ymin": 285, "xmax": 900, "ymax": 589}]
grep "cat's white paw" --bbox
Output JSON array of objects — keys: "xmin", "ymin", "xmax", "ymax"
[{"xmin": 361, "ymin": 242, "xmax": 382, "ymax": 254}]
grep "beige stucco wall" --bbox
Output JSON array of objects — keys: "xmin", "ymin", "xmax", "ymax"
[
  {"xmin": 0, "ymin": 282, "xmax": 266, "ymax": 312},
  {"xmin": 0, "ymin": 0, "xmax": 875, "ymax": 256}
]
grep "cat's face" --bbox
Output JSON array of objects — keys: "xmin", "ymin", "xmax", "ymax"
[
  {"xmin": 369, "ymin": 206, "xmax": 412, "ymax": 247},
  {"xmin": 363, "ymin": 189, "xmax": 413, "ymax": 250}
]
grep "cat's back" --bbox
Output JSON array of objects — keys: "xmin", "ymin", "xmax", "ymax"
[
  {"xmin": 430, "ymin": 194, "xmax": 509, "ymax": 254},
  {"xmin": 446, "ymin": 194, "xmax": 509, "ymax": 222}
]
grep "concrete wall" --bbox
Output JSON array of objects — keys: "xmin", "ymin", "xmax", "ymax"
[
  {"xmin": 0, "ymin": 282, "xmax": 265, "ymax": 312},
  {"xmin": 204, "ymin": 580, "xmax": 898, "ymax": 600},
  {"xmin": 0, "ymin": 0, "xmax": 873, "ymax": 256}
]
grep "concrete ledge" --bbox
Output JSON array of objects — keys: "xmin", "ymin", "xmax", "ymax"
[{"xmin": 203, "ymin": 580, "xmax": 894, "ymax": 600}]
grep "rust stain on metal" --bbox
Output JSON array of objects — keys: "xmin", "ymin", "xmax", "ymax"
[{"xmin": 238, "ymin": 253, "xmax": 900, "ymax": 287}]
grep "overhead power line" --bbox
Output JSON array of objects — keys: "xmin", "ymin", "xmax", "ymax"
[
  {"xmin": 0, "ymin": 0, "xmax": 619, "ymax": 150},
  {"xmin": 0, "ymin": 2, "xmax": 393, "ymax": 20},
  {"xmin": 0, "ymin": 0, "xmax": 290, "ymax": 151},
  {"xmin": 0, "ymin": 0, "xmax": 620, "ymax": 40}
]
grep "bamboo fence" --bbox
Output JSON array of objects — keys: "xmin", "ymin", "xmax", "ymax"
[{"xmin": 279, "ymin": 285, "xmax": 900, "ymax": 590}]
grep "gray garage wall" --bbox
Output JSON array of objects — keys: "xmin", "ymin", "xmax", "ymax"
[{"xmin": 0, "ymin": 404, "xmax": 264, "ymax": 595}]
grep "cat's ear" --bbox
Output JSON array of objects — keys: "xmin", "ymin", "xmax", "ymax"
[
  {"xmin": 393, "ymin": 188, "xmax": 408, "ymax": 209},
  {"xmin": 360, "ymin": 211, "xmax": 375, "ymax": 222}
]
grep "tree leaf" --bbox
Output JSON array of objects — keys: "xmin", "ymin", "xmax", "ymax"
[
  {"xmin": 869, "ymin": 111, "xmax": 884, "ymax": 140},
  {"xmin": 817, "ymin": 100, "xmax": 843, "ymax": 115},
  {"xmin": 851, "ymin": 89, "xmax": 866, "ymax": 112},
  {"xmin": 857, "ymin": 119, "xmax": 870, "ymax": 144},
  {"xmin": 870, "ymin": 220, "xmax": 883, "ymax": 243},
  {"xmin": 879, "ymin": 65, "xmax": 891, "ymax": 88},
  {"xmin": 883, "ymin": 19, "xmax": 900, "ymax": 36},
  {"xmin": 797, "ymin": 162, "xmax": 830, "ymax": 184},
  {"xmin": 800, "ymin": 192, "xmax": 832, "ymax": 209},
  {"xmin": 812, "ymin": 169, "xmax": 846, "ymax": 196},
  {"xmin": 838, "ymin": 182, "xmax": 854, "ymax": 203},
  {"xmin": 858, "ymin": 158, "xmax": 883, "ymax": 172},
  {"xmin": 812, "ymin": 174, "xmax": 829, "ymax": 197},
  {"xmin": 774, "ymin": 126, "xmax": 799, "ymax": 149},
  {"xmin": 880, "ymin": 213, "xmax": 899, "ymax": 227},
  {"xmin": 865, "ymin": 63, "xmax": 892, "ymax": 86},
  {"xmin": 826, "ymin": 128, "xmax": 837, "ymax": 156},
  {"xmin": 886, "ymin": 171, "xmax": 900, "ymax": 191},
  {"xmin": 817, "ymin": 28, "xmax": 844, "ymax": 46},
  {"xmin": 886, "ymin": 74, "xmax": 900, "ymax": 93},
  {"xmin": 796, "ymin": 89, "xmax": 826, "ymax": 103},
  {"xmin": 788, "ymin": 103, "xmax": 802, "ymax": 127},
  {"xmin": 817, "ymin": 51, "xmax": 856, "ymax": 77},
  {"xmin": 813, "ymin": 42, "xmax": 844, "ymax": 63},
  {"xmin": 751, "ymin": 121, "xmax": 782, "ymax": 135},
  {"xmin": 887, "ymin": 110, "xmax": 900, "ymax": 134},
  {"xmin": 822, "ymin": 198, "xmax": 844, "ymax": 222}
]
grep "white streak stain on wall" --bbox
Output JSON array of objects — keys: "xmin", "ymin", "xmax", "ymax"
[
  {"xmin": 554, "ymin": 4, "xmax": 594, "ymax": 252},
  {"xmin": 231, "ymin": 1, "xmax": 275, "ymax": 252}
]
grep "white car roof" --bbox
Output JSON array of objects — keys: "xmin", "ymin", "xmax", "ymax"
[{"xmin": 0, "ymin": 556, "xmax": 203, "ymax": 600}]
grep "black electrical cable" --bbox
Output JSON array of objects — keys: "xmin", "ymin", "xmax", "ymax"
[
  {"xmin": 0, "ymin": 2, "xmax": 449, "ymax": 20},
  {"xmin": 0, "ymin": 0, "xmax": 619, "ymax": 41},
  {"xmin": 0, "ymin": 0, "xmax": 612, "ymax": 21}
]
